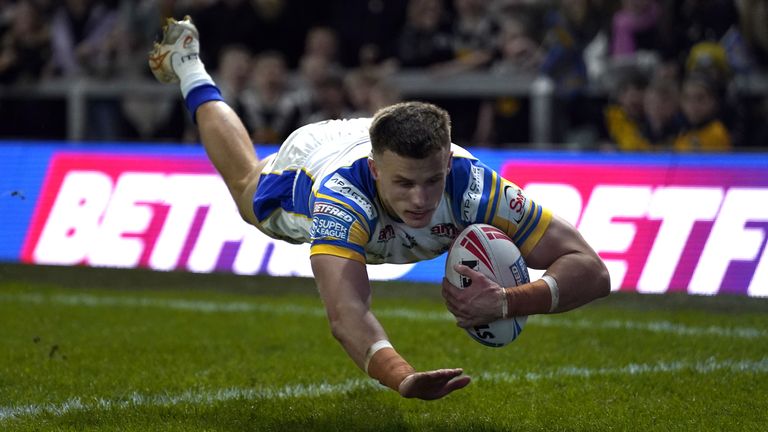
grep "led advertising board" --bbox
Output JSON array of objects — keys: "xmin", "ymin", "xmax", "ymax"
[{"xmin": 1, "ymin": 142, "xmax": 765, "ymax": 297}]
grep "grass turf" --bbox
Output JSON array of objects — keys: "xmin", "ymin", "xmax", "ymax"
[{"xmin": 0, "ymin": 263, "xmax": 767, "ymax": 431}]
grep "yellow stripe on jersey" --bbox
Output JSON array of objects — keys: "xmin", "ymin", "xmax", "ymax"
[
  {"xmin": 348, "ymin": 220, "xmax": 368, "ymax": 246},
  {"xmin": 517, "ymin": 206, "xmax": 552, "ymax": 256},
  {"xmin": 310, "ymin": 244, "xmax": 366, "ymax": 264},
  {"xmin": 483, "ymin": 170, "xmax": 499, "ymax": 222}
]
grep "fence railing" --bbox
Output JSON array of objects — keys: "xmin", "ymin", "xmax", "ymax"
[{"xmin": 2, "ymin": 71, "xmax": 767, "ymax": 144}]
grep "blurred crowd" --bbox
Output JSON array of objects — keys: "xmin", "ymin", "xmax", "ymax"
[{"xmin": 1, "ymin": 0, "xmax": 767, "ymax": 150}]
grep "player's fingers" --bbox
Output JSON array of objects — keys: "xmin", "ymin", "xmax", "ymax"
[
  {"xmin": 444, "ymin": 374, "xmax": 471, "ymax": 393},
  {"xmin": 453, "ymin": 264, "xmax": 486, "ymax": 281},
  {"xmin": 427, "ymin": 368, "xmax": 464, "ymax": 378}
]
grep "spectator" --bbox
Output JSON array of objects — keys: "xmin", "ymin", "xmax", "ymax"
[
  {"xmin": 304, "ymin": 26, "xmax": 340, "ymax": 65},
  {"xmin": 602, "ymin": 69, "xmax": 650, "ymax": 150},
  {"xmin": 641, "ymin": 77, "xmax": 684, "ymax": 148},
  {"xmin": 734, "ymin": 0, "xmax": 768, "ymax": 70},
  {"xmin": 490, "ymin": 15, "xmax": 543, "ymax": 75},
  {"xmin": 474, "ymin": 15, "xmax": 543, "ymax": 147},
  {"xmin": 540, "ymin": 0, "xmax": 607, "ymax": 144},
  {"xmin": 396, "ymin": 0, "xmax": 454, "ymax": 68},
  {"xmin": 241, "ymin": 51, "xmax": 302, "ymax": 144},
  {"xmin": 610, "ymin": 0, "xmax": 661, "ymax": 58},
  {"xmin": 344, "ymin": 68, "xmax": 379, "ymax": 117},
  {"xmin": 368, "ymin": 78, "xmax": 402, "ymax": 112},
  {"xmin": 215, "ymin": 44, "xmax": 253, "ymax": 116},
  {"xmin": 302, "ymin": 72, "xmax": 355, "ymax": 124},
  {"xmin": 0, "ymin": 0, "xmax": 50, "ymax": 84},
  {"xmin": 655, "ymin": 0, "xmax": 738, "ymax": 74},
  {"xmin": 674, "ymin": 73, "xmax": 732, "ymax": 151},
  {"xmin": 328, "ymin": 0, "xmax": 407, "ymax": 68},
  {"xmin": 48, "ymin": 0, "xmax": 119, "ymax": 78},
  {"xmin": 293, "ymin": 52, "xmax": 340, "ymax": 125},
  {"xmin": 448, "ymin": 0, "xmax": 499, "ymax": 71}
]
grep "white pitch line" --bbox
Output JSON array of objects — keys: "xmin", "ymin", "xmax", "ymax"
[
  {"xmin": 1, "ymin": 356, "xmax": 766, "ymax": 422},
  {"xmin": 0, "ymin": 292, "xmax": 766, "ymax": 340}
]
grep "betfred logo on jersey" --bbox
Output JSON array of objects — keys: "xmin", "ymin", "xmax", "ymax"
[
  {"xmin": 314, "ymin": 202, "xmax": 355, "ymax": 224},
  {"xmin": 501, "ymin": 161, "xmax": 768, "ymax": 297}
]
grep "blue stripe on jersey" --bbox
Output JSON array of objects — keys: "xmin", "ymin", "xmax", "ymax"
[
  {"xmin": 513, "ymin": 203, "xmax": 542, "ymax": 245},
  {"xmin": 292, "ymin": 168, "xmax": 314, "ymax": 218},
  {"xmin": 446, "ymin": 157, "xmax": 474, "ymax": 223},
  {"xmin": 253, "ymin": 170, "xmax": 296, "ymax": 221},
  {"xmin": 484, "ymin": 173, "xmax": 501, "ymax": 224},
  {"xmin": 447, "ymin": 156, "xmax": 498, "ymax": 224},
  {"xmin": 512, "ymin": 202, "xmax": 536, "ymax": 243},
  {"xmin": 319, "ymin": 157, "xmax": 379, "ymax": 233}
]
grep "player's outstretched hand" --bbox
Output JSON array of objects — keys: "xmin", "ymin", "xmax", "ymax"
[
  {"xmin": 398, "ymin": 368, "xmax": 471, "ymax": 400},
  {"xmin": 442, "ymin": 264, "xmax": 505, "ymax": 327}
]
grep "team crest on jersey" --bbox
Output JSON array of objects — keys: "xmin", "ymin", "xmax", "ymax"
[
  {"xmin": 378, "ymin": 224, "xmax": 395, "ymax": 242},
  {"xmin": 461, "ymin": 165, "xmax": 483, "ymax": 221},
  {"xmin": 499, "ymin": 184, "xmax": 527, "ymax": 224},
  {"xmin": 402, "ymin": 233, "xmax": 418, "ymax": 249},
  {"xmin": 430, "ymin": 223, "xmax": 458, "ymax": 239}
]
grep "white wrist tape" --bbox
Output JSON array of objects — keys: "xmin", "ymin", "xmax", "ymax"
[
  {"xmin": 541, "ymin": 275, "xmax": 559, "ymax": 313},
  {"xmin": 500, "ymin": 288, "xmax": 509, "ymax": 319},
  {"xmin": 364, "ymin": 340, "xmax": 393, "ymax": 374}
]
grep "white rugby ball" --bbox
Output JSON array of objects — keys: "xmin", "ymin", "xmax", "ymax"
[{"xmin": 445, "ymin": 223, "xmax": 529, "ymax": 347}]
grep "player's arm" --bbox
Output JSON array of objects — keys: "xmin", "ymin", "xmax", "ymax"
[
  {"xmin": 443, "ymin": 215, "xmax": 610, "ymax": 327},
  {"xmin": 310, "ymin": 254, "xmax": 470, "ymax": 399}
]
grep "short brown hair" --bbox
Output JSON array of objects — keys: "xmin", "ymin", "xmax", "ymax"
[{"xmin": 369, "ymin": 101, "xmax": 451, "ymax": 158}]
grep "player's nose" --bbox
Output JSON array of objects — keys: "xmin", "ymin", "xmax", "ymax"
[{"xmin": 410, "ymin": 185, "xmax": 429, "ymax": 208}]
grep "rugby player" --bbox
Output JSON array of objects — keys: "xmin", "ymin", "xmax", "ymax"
[{"xmin": 149, "ymin": 17, "xmax": 610, "ymax": 400}]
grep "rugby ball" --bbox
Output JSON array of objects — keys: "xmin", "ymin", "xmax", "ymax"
[{"xmin": 445, "ymin": 224, "xmax": 529, "ymax": 347}]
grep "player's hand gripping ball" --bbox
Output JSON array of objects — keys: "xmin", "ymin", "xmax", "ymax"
[{"xmin": 445, "ymin": 224, "xmax": 529, "ymax": 347}]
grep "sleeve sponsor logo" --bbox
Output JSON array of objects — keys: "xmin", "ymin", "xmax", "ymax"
[
  {"xmin": 310, "ymin": 215, "xmax": 350, "ymax": 241},
  {"xmin": 310, "ymin": 201, "xmax": 355, "ymax": 241},
  {"xmin": 324, "ymin": 173, "xmax": 377, "ymax": 219},
  {"xmin": 498, "ymin": 185, "xmax": 527, "ymax": 224},
  {"xmin": 313, "ymin": 202, "xmax": 355, "ymax": 224},
  {"xmin": 461, "ymin": 164, "xmax": 483, "ymax": 221}
]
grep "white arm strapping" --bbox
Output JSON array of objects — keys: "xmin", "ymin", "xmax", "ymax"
[
  {"xmin": 541, "ymin": 275, "xmax": 559, "ymax": 313},
  {"xmin": 364, "ymin": 340, "xmax": 393, "ymax": 374}
]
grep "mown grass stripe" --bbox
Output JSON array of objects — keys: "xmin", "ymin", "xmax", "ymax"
[
  {"xmin": 1, "ymin": 357, "xmax": 766, "ymax": 421},
  {"xmin": 1, "ymin": 292, "xmax": 766, "ymax": 339}
]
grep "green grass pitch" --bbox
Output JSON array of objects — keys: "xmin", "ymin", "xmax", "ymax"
[{"xmin": 1, "ymin": 263, "xmax": 767, "ymax": 431}]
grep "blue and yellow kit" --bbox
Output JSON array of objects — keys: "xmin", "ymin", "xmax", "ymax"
[{"xmin": 253, "ymin": 118, "xmax": 552, "ymax": 264}]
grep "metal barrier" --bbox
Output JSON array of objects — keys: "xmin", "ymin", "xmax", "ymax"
[{"xmin": 1, "ymin": 71, "xmax": 767, "ymax": 144}]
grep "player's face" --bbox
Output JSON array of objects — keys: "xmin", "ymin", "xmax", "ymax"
[{"xmin": 369, "ymin": 148, "xmax": 452, "ymax": 228}]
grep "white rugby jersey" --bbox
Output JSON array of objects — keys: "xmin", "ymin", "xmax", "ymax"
[{"xmin": 252, "ymin": 118, "xmax": 552, "ymax": 264}]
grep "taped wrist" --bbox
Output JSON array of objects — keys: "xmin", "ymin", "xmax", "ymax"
[
  {"xmin": 504, "ymin": 277, "xmax": 556, "ymax": 316},
  {"xmin": 366, "ymin": 347, "xmax": 415, "ymax": 391}
]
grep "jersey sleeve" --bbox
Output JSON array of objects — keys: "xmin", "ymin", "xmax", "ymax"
[
  {"xmin": 448, "ymin": 155, "xmax": 552, "ymax": 256},
  {"xmin": 308, "ymin": 173, "xmax": 375, "ymax": 264}
]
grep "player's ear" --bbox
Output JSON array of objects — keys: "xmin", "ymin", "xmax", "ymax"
[
  {"xmin": 368, "ymin": 156, "xmax": 379, "ymax": 180},
  {"xmin": 447, "ymin": 151, "xmax": 453, "ymax": 173}
]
